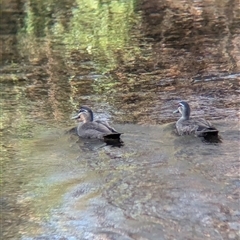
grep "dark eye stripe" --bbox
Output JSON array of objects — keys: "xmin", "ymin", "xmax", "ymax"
[{"xmin": 79, "ymin": 109, "xmax": 88, "ymax": 113}]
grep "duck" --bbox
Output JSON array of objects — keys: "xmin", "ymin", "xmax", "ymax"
[
  {"xmin": 173, "ymin": 101, "xmax": 221, "ymax": 142},
  {"xmin": 71, "ymin": 106, "xmax": 123, "ymax": 143}
]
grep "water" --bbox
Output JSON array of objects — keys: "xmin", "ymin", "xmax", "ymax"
[
  {"xmin": 1, "ymin": 0, "xmax": 240, "ymax": 239},
  {"xmin": 1, "ymin": 119, "xmax": 239, "ymax": 239}
]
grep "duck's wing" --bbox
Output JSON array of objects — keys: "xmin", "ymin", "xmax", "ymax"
[
  {"xmin": 80, "ymin": 122, "xmax": 111, "ymax": 133},
  {"xmin": 95, "ymin": 120, "xmax": 119, "ymax": 133},
  {"xmin": 177, "ymin": 118, "xmax": 217, "ymax": 135},
  {"xmin": 194, "ymin": 118, "xmax": 218, "ymax": 134},
  {"xmin": 176, "ymin": 120, "xmax": 199, "ymax": 135},
  {"xmin": 78, "ymin": 122, "xmax": 122, "ymax": 140},
  {"xmin": 176, "ymin": 118, "xmax": 221, "ymax": 142},
  {"xmin": 77, "ymin": 122, "xmax": 110, "ymax": 139}
]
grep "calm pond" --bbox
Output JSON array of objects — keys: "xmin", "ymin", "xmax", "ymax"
[{"xmin": 1, "ymin": 0, "xmax": 240, "ymax": 239}]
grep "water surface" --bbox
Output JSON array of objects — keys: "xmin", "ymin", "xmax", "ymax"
[
  {"xmin": 1, "ymin": 0, "xmax": 240, "ymax": 239},
  {"xmin": 2, "ymin": 120, "xmax": 239, "ymax": 239}
]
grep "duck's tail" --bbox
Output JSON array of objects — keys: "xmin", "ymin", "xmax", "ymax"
[
  {"xmin": 202, "ymin": 129, "xmax": 222, "ymax": 143},
  {"xmin": 103, "ymin": 133, "xmax": 124, "ymax": 146}
]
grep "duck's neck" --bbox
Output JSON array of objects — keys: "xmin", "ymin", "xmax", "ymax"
[
  {"xmin": 180, "ymin": 107, "xmax": 190, "ymax": 120},
  {"xmin": 81, "ymin": 113, "xmax": 93, "ymax": 123},
  {"xmin": 180, "ymin": 114, "xmax": 190, "ymax": 121}
]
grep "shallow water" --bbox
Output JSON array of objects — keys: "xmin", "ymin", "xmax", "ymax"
[{"xmin": 2, "ymin": 120, "xmax": 239, "ymax": 240}]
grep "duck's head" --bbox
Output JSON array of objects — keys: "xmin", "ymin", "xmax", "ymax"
[
  {"xmin": 173, "ymin": 101, "xmax": 191, "ymax": 120},
  {"xmin": 71, "ymin": 106, "xmax": 94, "ymax": 123}
]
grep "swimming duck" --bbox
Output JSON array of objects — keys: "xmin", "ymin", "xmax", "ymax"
[
  {"xmin": 71, "ymin": 106, "xmax": 122, "ymax": 142},
  {"xmin": 173, "ymin": 101, "xmax": 221, "ymax": 142}
]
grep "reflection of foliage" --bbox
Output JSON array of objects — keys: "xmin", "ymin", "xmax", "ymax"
[
  {"xmin": 63, "ymin": 0, "xmax": 140, "ymax": 71},
  {"xmin": 22, "ymin": 0, "xmax": 73, "ymax": 36},
  {"xmin": 0, "ymin": 89, "xmax": 33, "ymax": 140},
  {"xmin": 23, "ymin": 0, "xmax": 53, "ymax": 37},
  {"xmin": 14, "ymin": 0, "xmax": 240, "ymax": 126},
  {"xmin": 19, "ymin": 0, "xmax": 141, "ymax": 72}
]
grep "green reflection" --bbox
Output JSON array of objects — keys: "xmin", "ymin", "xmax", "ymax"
[
  {"xmin": 20, "ymin": 0, "xmax": 140, "ymax": 72},
  {"xmin": 64, "ymin": 0, "xmax": 139, "ymax": 71}
]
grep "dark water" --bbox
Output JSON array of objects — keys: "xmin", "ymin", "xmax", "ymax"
[{"xmin": 1, "ymin": 0, "xmax": 240, "ymax": 239}]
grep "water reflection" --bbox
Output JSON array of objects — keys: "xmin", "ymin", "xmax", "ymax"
[{"xmin": 2, "ymin": 0, "xmax": 238, "ymax": 124}]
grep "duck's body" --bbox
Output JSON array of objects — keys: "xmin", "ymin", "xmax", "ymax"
[
  {"xmin": 173, "ymin": 101, "xmax": 221, "ymax": 142},
  {"xmin": 72, "ymin": 106, "xmax": 122, "ymax": 141},
  {"xmin": 76, "ymin": 120, "xmax": 121, "ymax": 139},
  {"xmin": 175, "ymin": 117, "xmax": 218, "ymax": 137}
]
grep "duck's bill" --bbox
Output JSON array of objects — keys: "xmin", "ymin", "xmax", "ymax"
[
  {"xmin": 71, "ymin": 114, "xmax": 80, "ymax": 120},
  {"xmin": 173, "ymin": 109, "xmax": 179, "ymax": 113}
]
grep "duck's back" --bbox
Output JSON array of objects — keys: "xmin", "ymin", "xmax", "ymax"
[
  {"xmin": 77, "ymin": 121, "xmax": 120, "ymax": 139},
  {"xmin": 176, "ymin": 117, "xmax": 221, "ymax": 142},
  {"xmin": 176, "ymin": 118, "xmax": 217, "ymax": 136}
]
